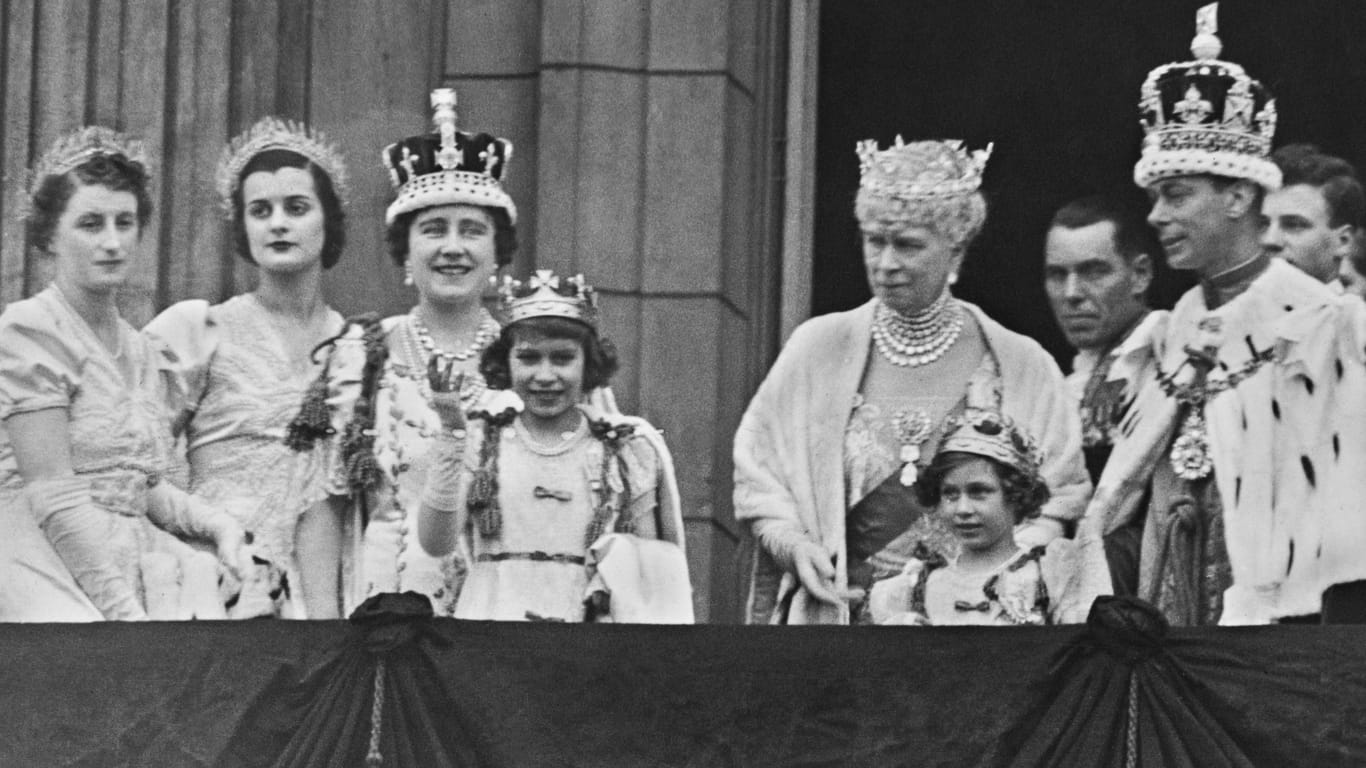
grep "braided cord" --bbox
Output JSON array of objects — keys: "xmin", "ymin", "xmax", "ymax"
[{"xmin": 365, "ymin": 659, "xmax": 387, "ymax": 767}]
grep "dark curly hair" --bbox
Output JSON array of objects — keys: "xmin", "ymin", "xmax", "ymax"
[
  {"xmin": 27, "ymin": 153, "xmax": 153, "ymax": 253},
  {"xmin": 479, "ymin": 316, "xmax": 618, "ymax": 391},
  {"xmin": 914, "ymin": 451, "xmax": 1050, "ymax": 523},
  {"xmin": 231, "ymin": 148, "xmax": 346, "ymax": 269},
  {"xmin": 386, "ymin": 204, "xmax": 517, "ymax": 268}
]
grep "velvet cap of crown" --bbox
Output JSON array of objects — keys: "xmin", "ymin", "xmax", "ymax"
[
  {"xmin": 383, "ymin": 88, "xmax": 516, "ymax": 225},
  {"xmin": 496, "ymin": 269, "xmax": 598, "ymax": 328},
  {"xmin": 1134, "ymin": 3, "xmax": 1279, "ymax": 191},
  {"xmin": 936, "ymin": 409, "xmax": 1044, "ymax": 481}
]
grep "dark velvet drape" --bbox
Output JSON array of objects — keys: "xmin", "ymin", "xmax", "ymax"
[{"xmin": 1, "ymin": 594, "xmax": 1364, "ymax": 767}]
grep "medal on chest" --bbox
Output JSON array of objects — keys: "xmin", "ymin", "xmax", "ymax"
[
  {"xmin": 893, "ymin": 409, "xmax": 933, "ymax": 486},
  {"xmin": 1155, "ymin": 317, "xmax": 1275, "ymax": 481}
]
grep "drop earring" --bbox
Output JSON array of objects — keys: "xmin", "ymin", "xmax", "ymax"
[{"xmin": 403, "ymin": 263, "xmax": 414, "ymax": 287}]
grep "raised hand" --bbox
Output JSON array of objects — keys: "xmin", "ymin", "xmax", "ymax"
[{"xmin": 427, "ymin": 356, "xmax": 467, "ymax": 432}]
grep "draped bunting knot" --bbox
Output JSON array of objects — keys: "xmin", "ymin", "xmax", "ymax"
[
  {"xmin": 348, "ymin": 591, "xmax": 449, "ymax": 655},
  {"xmin": 954, "ymin": 599, "xmax": 992, "ymax": 613},
  {"xmin": 347, "ymin": 592, "xmax": 452, "ymax": 768},
  {"xmin": 1085, "ymin": 596, "xmax": 1170, "ymax": 665}
]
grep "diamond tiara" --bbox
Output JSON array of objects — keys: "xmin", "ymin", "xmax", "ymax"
[
  {"xmin": 23, "ymin": 126, "xmax": 150, "ymax": 217},
  {"xmin": 215, "ymin": 116, "xmax": 349, "ymax": 218}
]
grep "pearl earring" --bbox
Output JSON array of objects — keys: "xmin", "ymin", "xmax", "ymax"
[{"xmin": 403, "ymin": 265, "xmax": 414, "ymax": 287}]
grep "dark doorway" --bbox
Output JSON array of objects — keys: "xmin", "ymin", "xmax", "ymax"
[{"xmin": 814, "ymin": 0, "xmax": 1366, "ymax": 367}]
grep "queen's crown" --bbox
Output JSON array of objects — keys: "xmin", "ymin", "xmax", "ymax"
[{"xmin": 383, "ymin": 89, "xmax": 516, "ymax": 224}]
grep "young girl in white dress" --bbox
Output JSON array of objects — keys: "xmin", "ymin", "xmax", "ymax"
[
  {"xmin": 418, "ymin": 271, "xmax": 690, "ymax": 622},
  {"xmin": 868, "ymin": 409, "xmax": 1101, "ymax": 625}
]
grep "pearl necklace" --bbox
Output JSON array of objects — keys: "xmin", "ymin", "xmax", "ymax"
[
  {"xmin": 409, "ymin": 307, "xmax": 499, "ymax": 362},
  {"xmin": 401, "ymin": 309, "xmax": 499, "ymax": 407},
  {"xmin": 870, "ymin": 290, "xmax": 965, "ymax": 367}
]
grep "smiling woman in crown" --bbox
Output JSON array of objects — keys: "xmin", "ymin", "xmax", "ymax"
[
  {"xmin": 285, "ymin": 90, "xmax": 531, "ymax": 616},
  {"xmin": 734, "ymin": 138, "xmax": 1100, "ymax": 624}
]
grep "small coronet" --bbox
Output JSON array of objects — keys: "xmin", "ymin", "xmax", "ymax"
[{"xmin": 496, "ymin": 269, "xmax": 597, "ymax": 328}]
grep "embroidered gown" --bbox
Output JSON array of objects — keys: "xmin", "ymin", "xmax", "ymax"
[
  {"xmin": 841, "ymin": 352, "xmax": 998, "ymax": 624},
  {"xmin": 867, "ymin": 540, "xmax": 1094, "ymax": 626},
  {"xmin": 0, "ymin": 287, "xmax": 228, "ymax": 621},
  {"xmin": 145, "ymin": 294, "xmax": 343, "ymax": 618},
  {"xmin": 423, "ymin": 407, "xmax": 684, "ymax": 622},
  {"xmin": 291, "ymin": 314, "xmax": 491, "ymax": 615}
]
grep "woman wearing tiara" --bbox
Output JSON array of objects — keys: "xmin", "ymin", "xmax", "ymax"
[
  {"xmin": 0, "ymin": 127, "xmax": 247, "ymax": 621},
  {"xmin": 734, "ymin": 137, "xmax": 1099, "ymax": 625},
  {"xmin": 144, "ymin": 117, "xmax": 348, "ymax": 618},
  {"xmin": 287, "ymin": 89, "xmax": 514, "ymax": 615}
]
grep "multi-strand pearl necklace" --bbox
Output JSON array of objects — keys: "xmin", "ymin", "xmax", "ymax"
[
  {"xmin": 404, "ymin": 308, "xmax": 500, "ymax": 405},
  {"xmin": 870, "ymin": 290, "xmax": 965, "ymax": 367},
  {"xmin": 409, "ymin": 307, "xmax": 500, "ymax": 362}
]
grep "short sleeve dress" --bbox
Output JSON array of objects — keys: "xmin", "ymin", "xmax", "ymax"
[{"xmin": 0, "ymin": 287, "xmax": 214, "ymax": 621}]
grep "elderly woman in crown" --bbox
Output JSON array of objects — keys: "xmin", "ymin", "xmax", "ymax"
[{"xmin": 734, "ymin": 138, "xmax": 1101, "ymax": 624}]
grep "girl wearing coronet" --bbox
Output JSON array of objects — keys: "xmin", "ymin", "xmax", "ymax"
[
  {"xmin": 868, "ymin": 410, "xmax": 1102, "ymax": 625},
  {"xmin": 418, "ymin": 271, "xmax": 690, "ymax": 623}
]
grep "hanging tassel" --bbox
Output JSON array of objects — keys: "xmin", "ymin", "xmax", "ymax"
[
  {"xmin": 467, "ymin": 419, "xmax": 505, "ymax": 539},
  {"xmin": 330, "ymin": 314, "xmax": 387, "ymax": 495},
  {"xmin": 340, "ymin": 418, "xmax": 382, "ymax": 493},
  {"xmin": 284, "ymin": 367, "xmax": 334, "ymax": 451}
]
